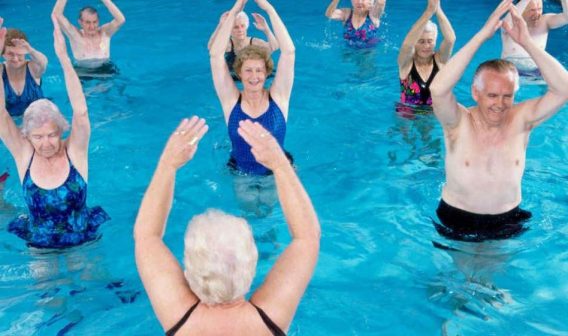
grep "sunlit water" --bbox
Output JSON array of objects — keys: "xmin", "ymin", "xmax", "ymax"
[{"xmin": 1, "ymin": 0, "xmax": 568, "ymax": 335}]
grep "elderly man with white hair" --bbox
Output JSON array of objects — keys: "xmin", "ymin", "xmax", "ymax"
[
  {"xmin": 134, "ymin": 117, "xmax": 320, "ymax": 335},
  {"xmin": 430, "ymin": 0, "xmax": 568, "ymax": 242},
  {"xmin": 0, "ymin": 17, "xmax": 109, "ymax": 248},
  {"xmin": 501, "ymin": 0, "xmax": 568, "ymax": 76},
  {"xmin": 398, "ymin": 0, "xmax": 455, "ymax": 109}
]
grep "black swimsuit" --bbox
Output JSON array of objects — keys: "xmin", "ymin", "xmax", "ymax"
[{"xmin": 165, "ymin": 300, "xmax": 286, "ymax": 336}]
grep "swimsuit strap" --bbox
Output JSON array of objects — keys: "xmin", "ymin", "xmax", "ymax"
[
  {"xmin": 252, "ymin": 304, "xmax": 286, "ymax": 336},
  {"xmin": 250, "ymin": 37, "xmax": 254, "ymax": 45},
  {"xmin": 229, "ymin": 38, "xmax": 235, "ymax": 52},
  {"xmin": 165, "ymin": 300, "xmax": 200, "ymax": 336},
  {"xmin": 26, "ymin": 150, "xmax": 36, "ymax": 171}
]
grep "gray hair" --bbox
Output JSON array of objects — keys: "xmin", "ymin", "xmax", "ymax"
[
  {"xmin": 472, "ymin": 59, "xmax": 520, "ymax": 92},
  {"xmin": 235, "ymin": 11, "xmax": 250, "ymax": 28},
  {"xmin": 183, "ymin": 209, "xmax": 258, "ymax": 305},
  {"xmin": 423, "ymin": 20, "xmax": 438, "ymax": 39},
  {"xmin": 21, "ymin": 99, "xmax": 70, "ymax": 137}
]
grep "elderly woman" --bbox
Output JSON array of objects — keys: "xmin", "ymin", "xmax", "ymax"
[
  {"xmin": 0, "ymin": 18, "xmax": 109, "ymax": 248},
  {"xmin": 325, "ymin": 0, "xmax": 386, "ymax": 49},
  {"xmin": 1, "ymin": 18, "xmax": 47, "ymax": 117},
  {"xmin": 398, "ymin": 0, "xmax": 455, "ymax": 108},
  {"xmin": 134, "ymin": 117, "xmax": 320, "ymax": 335},
  {"xmin": 208, "ymin": 9, "xmax": 279, "ymax": 76}
]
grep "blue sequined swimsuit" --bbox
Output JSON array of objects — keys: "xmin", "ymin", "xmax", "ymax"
[
  {"xmin": 227, "ymin": 93, "xmax": 287, "ymax": 176},
  {"xmin": 2, "ymin": 63, "xmax": 44, "ymax": 117},
  {"xmin": 343, "ymin": 12, "xmax": 380, "ymax": 49},
  {"xmin": 8, "ymin": 151, "xmax": 110, "ymax": 248}
]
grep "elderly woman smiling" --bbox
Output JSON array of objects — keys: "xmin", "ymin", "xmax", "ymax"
[
  {"xmin": 0, "ymin": 18, "xmax": 109, "ymax": 248},
  {"xmin": 134, "ymin": 118, "xmax": 320, "ymax": 335}
]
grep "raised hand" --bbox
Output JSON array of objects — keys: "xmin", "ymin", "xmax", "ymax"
[
  {"xmin": 479, "ymin": 0, "xmax": 512, "ymax": 40},
  {"xmin": 160, "ymin": 117, "xmax": 209, "ymax": 170},
  {"xmin": 254, "ymin": 0, "xmax": 273, "ymax": 11},
  {"xmin": 252, "ymin": 13, "xmax": 269, "ymax": 32},
  {"xmin": 52, "ymin": 14, "xmax": 68, "ymax": 58},
  {"xmin": 233, "ymin": 0, "xmax": 248, "ymax": 12},
  {"xmin": 428, "ymin": 0, "xmax": 440, "ymax": 12},
  {"xmin": 237, "ymin": 120, "xmax": 288, "ymax": 171},
  {"xmin": 502, "ymin": 6, "xmax": 530, "ymax": 46},
  {"xmin": 10, "ymin": 38, "xmax": 32, "ymax": 53}
]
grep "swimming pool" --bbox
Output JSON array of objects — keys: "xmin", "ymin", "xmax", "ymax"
[{"xmin": 1, "ymin": 0, "xmax": 568, "ymax": 334}]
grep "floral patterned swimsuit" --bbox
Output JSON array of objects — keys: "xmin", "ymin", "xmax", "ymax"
[
  {"xmin": 343, "ymin": 12, "xmax": 380, "ymax": 49},
  {"xmin": 8, "ymin": 151, "xmax": 109, "ymax": 248},
  {"xmin": 400, "ymin": 58, "xmax": 439, "ymax": 106}
]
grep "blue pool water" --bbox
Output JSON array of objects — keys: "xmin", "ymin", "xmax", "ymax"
[{"xmin": 1, "ymin": 0, "xmax": 568, "ymax": 335}]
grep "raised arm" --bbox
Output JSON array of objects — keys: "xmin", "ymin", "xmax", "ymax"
[
  {"xmin": 0, "ymin": 20, "xmax": 29, "ymax": 162},
  {"xmin": 10, "ymin": 39, "xmax": 48, "ymax": 78},
  {"xmin": 504, "ymin": 6, "xmax": 568, "ymax": 126},
  {"xmin": 52, "ymin": 16, "xmax": 90, "ymax": 172},
  {"xmin": 134, "ymin": 117, "xmax": 208, "ymax": 329},
  {"xmin": 431, "ymin": 0, "xmax": 512, "ymax": 129},
  {"xmin": 52, "ymin": 0, "xmax": 82, "ymax": 41},
  {"xmin": 325, "ymin": 0, "xmax": 348, "ymax": 21},
  {"xmin": 207, "ymin": 12, "xmax": 229, "ymax": 50},
  {"xmin": 100, "ymin": 0, "xmax": 126, "ymax": 36},
  {"xmin": 252, "ymin": 13, "xmax": 279, "ymax": 52},
  {"xmin": 239, "ymin": 120, "xmax": 320, "ymax": 333},
  {"xmin": 257, "ymin": 0, "xmax": 295, "ymax": 117},
  {"xmin": 209, "ymin": 1, "xmax": 243, "ymax": 120},
  {"xmin": 397, "ymin": 0, "xmax": 438, "ymax": 78},
  {"xmin": 545, "ymin": 0, "xmax": 568, "ymax": 29},
  {"xmin": 435, "ymin": 3, "xmax": 456, "ymax": 64},
  {"xmin": 370, "ymin": 0, "xmax": 387, "ymax": 25}
]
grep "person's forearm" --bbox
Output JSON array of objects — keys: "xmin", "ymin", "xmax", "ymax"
[
  {"xmin": 263, "ymin": 26, "xmax": 279, "ymax": 52},
  {"xmin": 58, "ymin": 54, "xmax": 87, "ymax": 115},
  {"xmin": 436, "ymin": 8, "xmax": 456, "ymax": 44},
  {"xmin": 28, "ymin": 47, "xmax": 48, "ymax": 71},
  {"xmin": 273, "ymin": 163, "xmax": 320, "ymax": 241},
  {"xmin": 325, "ymin": 0, "xmax": 340, "ymax": 18},
  {"xmin": 431, "ymin": 32, "xmax": 484, "ymax": 96},
  {"xmin": 52, "ymin": 0, "xmax": 68, "ymax": 16},
  {"xmin": 371, "ymin": 0, "xmax": 386, "ymax": 20},
  {"xmin": 524, "ymin": 39, "xmax": 568, "ymax": 95},
  {"xmin": 210, "ymin": 7, "xmax": 238, "ymax": 57},
  {"xmin": 134, "ymin": 161, "xmax": 176, "ymax": 240},
  {"xmin": 265, "ymin": 5, "xmax": 294, "ymax": 55},
  {"xmin": 207, "ymin": 21, "xmax": 223, "ymax": 50},
  {"xmin": 403, "ymin": 6, "xmax": 436, "ymax": 49},
  {"xmin": 562, "ymin": 0, "xmax": 568, "ymax": 20},
  {"xmin": 101, "ymin": 0, "xmax": 126, "ymax": 23}
]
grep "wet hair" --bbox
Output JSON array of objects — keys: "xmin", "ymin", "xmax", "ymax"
[
  {"xmin": 235, "ymin": 11, "xmax": 250, "ymax": 29},
  {"xmin": 183, "ymin": 209, "xmax": 258, "ymax": 305},
  {"xmin": 79, "ymin": 6, "xmax": 99, "ymax": 20},
  {"xmin": 473, "ymin": 59, "xmax": 520, "ymax": 92},
  {"xmin": 423, "ymin": 20, "xmax": 438, "ymax": 40},
  {"xmin": 232, "ymin": 45, "xmax": 274, "ymax": 79},
  {"xmin": 2, "ymin": 29, "xmax": 28, "ymax": 54},
  {"xmin": 21, "ymin": 99, "xmax": 70, "ymax": 137}
]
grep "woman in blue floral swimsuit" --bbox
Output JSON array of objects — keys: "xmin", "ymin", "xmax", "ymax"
[{"xmin": 325, "ymin": 0, "xmax": 386, "ymax": 48}]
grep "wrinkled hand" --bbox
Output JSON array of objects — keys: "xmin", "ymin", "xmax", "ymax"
[
  {"xmin": 252, "ymin": 13, "xmax": 269, "ymax": 31},
  {"xmin": 237, "ymin": 120, "xmax": 289, "ymax": 172},
  {"xmin": 160, "ymin": 117, "xmax": 209, "ymax": 170},
  {"xmin": 0, "ymin": 17, "xmax": 6, "ymax": 52},
  {"xmin": 254, "ymin": 0, "xmax": 273, "ymax": 11},
  {"xmin": 10, "ymin": 38, "xmax": 32, "ymax": 53},
  {"xmin": 502, "ymin": 6, "xmax": 530, "ymax": 46},
  {"xmin": 52, "ymin": 15, "xmax": 68, "ymax": 58},
  {"xmin": 427, "ymin": 0, "xmax": 439, "ymax": 12},
  {"xmin": 479, "ymin": 0, "xmax": 512, "ymax": 40},
  {"xmin": 219, "ymin": 11, "xmax": 229, "ymax": 24}
]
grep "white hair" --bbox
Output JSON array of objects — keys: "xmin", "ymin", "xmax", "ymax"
[
  {"xmin": 423, "ymin": 20, "xmax": 438, "ymax": 39},
  {"xmin": 472, "ymin": 60, "xmax": 520, "ymax": 92},
  {"xmin": 21, "ymin": 99, "xmax": 70, "ymax": 137},
  {"xmin": 183, "ymin": 209, "xmax": 258, "ymax": 305},
  {"xmin": 235, "ymin": 11, "xmax": 250, "ymax": 29}
]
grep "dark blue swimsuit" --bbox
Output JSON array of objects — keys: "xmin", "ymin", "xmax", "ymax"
[
  {"xmin": 8, "ymin": 151, "xmax": 110, "ymax": 248},
  {"xmin": 2, "ymin": 63, "xmax": 44, "ymax": 117},
  {"xmin": 227, "ymin": 93, "xmax": 287, "ymax": 176}
]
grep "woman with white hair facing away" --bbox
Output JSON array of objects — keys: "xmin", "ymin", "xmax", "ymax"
[
  {"xmin": 134, "ymin": 118, "xmax": 320, "ymax": 335},
  {"xmin": 208, "ymin": 9, "xmax": 279, "ymax": 76},
  {"xmin": 398, "ymin": 0, "xmax": 455, "ymax": 108},
  {"xmin": 0, "ymin": 18, "xmax": 109, "ymax": 248}
]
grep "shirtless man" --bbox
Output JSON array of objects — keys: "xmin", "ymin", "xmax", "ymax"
[
  {"xmin": 430, "ymin": 0, "xmax": 568, "ymax": 242},
  {"xmin": 501, "ymin": 0, "xmax": 568, "ymax": 74},
  {"xmin": 52, "ymin": 0, "xmax": 125, "ymax": 68}
]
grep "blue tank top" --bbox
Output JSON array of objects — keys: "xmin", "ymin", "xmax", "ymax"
[
  {"xmin": 343, "ymin": 12, "xmax": 380, "ymax": 49},
  {"xmin": 2, "ymin": 63, "xmax": 44, "ymax": 117},
  {"xmin": 227, "ymin": 93, "xmax": 287, "ymax": 175},
  {"xmin": 8, "ymin": 151, "xmax": 109, "ymax": 248}
]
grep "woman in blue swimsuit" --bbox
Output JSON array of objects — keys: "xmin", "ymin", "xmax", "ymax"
[
  {"xmin": 0, "ymin": 18, "xmax": 109, "ymax": 248},
  {"xmin": 325, "ymin": 0, "xmax": 386, "ymax": 48},
  {"xmin": 210, "ymin": 0, "xmax": 295, "ymax": 215}
]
